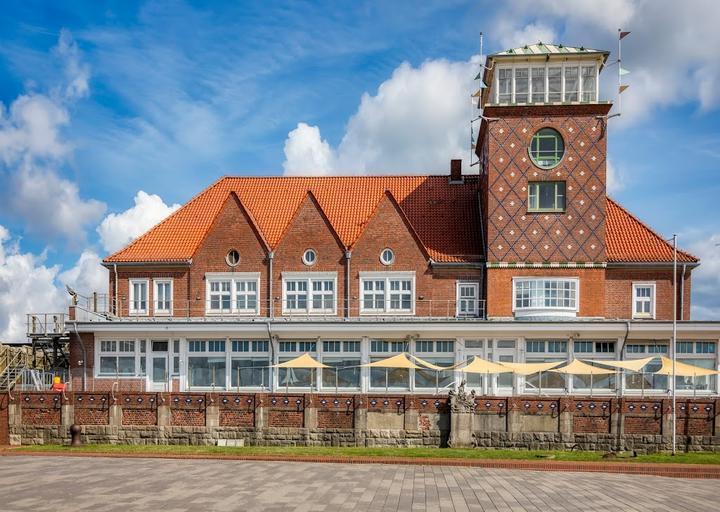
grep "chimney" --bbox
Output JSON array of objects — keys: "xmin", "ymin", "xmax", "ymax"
[{"xmin": 449, "ymin": 159, "xmax": 463, "ymax": 183}]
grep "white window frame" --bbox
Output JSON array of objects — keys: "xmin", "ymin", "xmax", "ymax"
[
  {"xmin": 359, "ymin": 271, "xmax": 415, "ymax": 315},
  {"xmin": 456, "ymin": 281, "xmax": 480, "ymax": 317},
  {"xmin": 632, "ymin": 282, "xmax": 656, "ymax": 319},
  {"xmin": 95, "ymin": 338, "xmax": 146, "ymax": 378},
  {"xmin": 281, "ymin": 272, "xmax": 337, "ymax": 315},
  {"xmin": 205, "ymin": 272, "xmax": 260, "ymax": 315},
  {"xmin": 128, "ymin": 279, "xmax": 149, "ymax": 316},
  {"xmin": 153, "ymin": 279, "xmax": 173, "ymax": 316},
  {"xmin": 512, "ymin": 277, "xmax": 579, "ymax": 318},
  {"xmin": 494, "ymin": 61, "xmax": 599, "ymax": 104}
]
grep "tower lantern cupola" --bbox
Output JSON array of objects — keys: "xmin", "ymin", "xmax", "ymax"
[{"xmin": 481, "ymin": 43, "xmax": 610, "ymax": 107}]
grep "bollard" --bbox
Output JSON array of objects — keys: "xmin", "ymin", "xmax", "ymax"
[{"xmin": 70, "ymin": 424, "xmax": 82, "ymax": 446}]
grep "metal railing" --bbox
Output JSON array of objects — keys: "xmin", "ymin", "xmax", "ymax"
[
  {"xmin": 26, "ymin": 313, "xmax": 67, "ymax": 336},
  {"xmin": 67, "ymin": 294, "xmax": 487, "ymax": 322}
]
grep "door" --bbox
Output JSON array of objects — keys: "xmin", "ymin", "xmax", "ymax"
[
  {"xmin": 463, "ymin": 339, "xmax": 487, "ymax": 395},
  {"xmin": 493, "ymin": 339, "xmax": 517, "ymax": 396},
  {"xmin": 149, "ymin": 340, "xmax": 169, "ymax": 391}
]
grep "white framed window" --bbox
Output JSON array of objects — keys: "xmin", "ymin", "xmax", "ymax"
[
  {"xmin": 205, "ymin": 273, "xmax": 260, "ymax": 315},
  {"xmin": 97, "ymin": 339, "xmax": 145, "ymax": 377},
  {"xmin": 494, "ymin": 62, "xmax": 597, "ymax": 104},
  {"xmin": 512, "ymin": 277, "xmax": 579, "ymax": 317},
  {"xmin": 457, "ymin": 282, "xmax": 480, "ymax": 317},
  {"xmin": 632, "ymin": 282, "xmax": 655, "ymax": 319},
  {"xmin": 380, "ymin": 248, "xmax": 395, "ymax": 265},
  {"xmin": 153, "ymin": 279, "xmax": 173, "ymax": 315},
  {"xmin": 129, "ymin": 279, "xmax": 149, "ymax": 315},
  {"xmin": 302, "ymin": 248, "xmax": 317, "ymax": 266},
  {"xmin": 187, "ymin": 339, "xmax": 227, "ymax": 388},
  {"xmin": 359, "ymin": 271, "xmax": 415, "ymax": 315},
  {"xmin": 230, "ymin": 339, "xmax": 270, "ymax": 389},
  {"xmin": 282, "ymin": 272, "xmax": 336, "ymax": 315}
]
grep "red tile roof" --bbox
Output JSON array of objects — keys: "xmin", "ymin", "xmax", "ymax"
[
  {"xmin": 104, "ymin": 177, "xmax": 698, "ymax": 266},
  {"xmin": 104, "ymin": 176, "xmax": 483, "ymax": 264},
  {"xmin": 605, "ymin": 197, "xmax": 698, "ymax": 263}
]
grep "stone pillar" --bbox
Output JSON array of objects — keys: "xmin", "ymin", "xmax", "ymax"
[
  {"xmin": 610, "ymin": 398, "xmax": 624, "ymax": 435},
  {"xmin": 255, "ymin": 394, "xmax": 268, "ymax": 429},
  {"xmin": 661, "ymin": 399, "xmax": 673, "ymax": 437},
  {"xmin": 157, "ymin": 404, "xmax": 171, "ymax": 426},
  {"xmin": 61, "ymin": 404, "xmax": 74, "ymax": 427},
  {"xmin": 448, "ymin": 383, "xmax": 475, "ymax": 448},
  {"xmin": 403, "ymin": 395, "xmax": 418, "ymax": 431},
  {"xmin": 507, "ymin": 398, "xmax": 522, "ymax": 433},
  {"xmin": 109, "ymin": 403, "xmax": 122, "ymax": 426},
  {"xmin": 559, "ymin": 398, "xmax": 573, "ymax": 435},
  {"xmin": 715, "ymin": 399, "xmax": 720, "ymax": 437},
  {"xmin": 8, "ymin": 401, "xmax": 21, "ymax": 427},
  {"xmin": 303, "ymin": 394, "xmax": 317, "ymax": 429},
  {"xmin": 205, "ymin": 394, "xmax": 220, "ymax": 427}
]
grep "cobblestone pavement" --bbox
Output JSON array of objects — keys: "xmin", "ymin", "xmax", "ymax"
[{"xmin": 0, "ymin": 455, "xmax": 717, "ymax": 511}]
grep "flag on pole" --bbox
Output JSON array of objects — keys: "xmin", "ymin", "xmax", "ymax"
[
  {"xmin": 619, "ymin": 31, "xmax": 631, "ymax": 40},
  {"xmin": 619, "ymin": 67, "xmax": 631, "ymax": 76},
  {"xmin": 619, "ymin": 85, "xmax": 630, "ymax": 94}
]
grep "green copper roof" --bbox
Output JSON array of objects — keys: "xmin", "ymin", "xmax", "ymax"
[{"xmin": 490, "ymin": 43, "xmax": 609, "ymax": 58}]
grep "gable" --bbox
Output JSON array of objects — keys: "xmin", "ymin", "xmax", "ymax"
[
  {"xmin": 352, "ymin": 192, "xmax": 428, "ymax": 264},
  {"xmin": 191, "ymin": 193, "xmax": 268, "ymax": 270},
  {"xmin": 273, "ymin": 193, "xmax": 345, "ymax": 261}
]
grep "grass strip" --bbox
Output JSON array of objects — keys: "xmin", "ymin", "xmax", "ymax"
[{"xmin": 11, "ymin": 444, "xmax": 720, "ymax": 465}]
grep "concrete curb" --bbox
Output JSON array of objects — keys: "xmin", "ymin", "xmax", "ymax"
[{"xmin": 2, "ymin": 449, "xmax": 720, "ymax": 479}]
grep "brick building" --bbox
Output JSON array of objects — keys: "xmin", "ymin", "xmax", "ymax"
[{"xmin": 57, "ymin": 43, "xmax": 718, "ymax": 397}]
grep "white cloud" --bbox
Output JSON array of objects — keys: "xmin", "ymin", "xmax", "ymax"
[
  {"xmin": 0, "ymin": 226, "xmax": 66, "ymax": 342},
  {"xmin": 58, "ymin": 250, "xmax": 107, "ymax": 295},
  {"xmin": 689, "ymin": 233, "xmax": 720, "ymax": 320},
  {"xmin": 0, "ymin": 30, "xmax": 103, "ymax": 245},
  {"xmin": 498, "ymin": 0, "xmax": 720, "ymax": 124},
  {"xmin": 54, "ymin": 28, "xmax": 91, "ymax": 100},
  {"xmin": 7, "ymin": 161, "xmax": 106, "ymax": 244},
  {"xmin": 283, "ymin": 57, "xmax": 480, "ymax": 175},
  {"xmin": 606, "ymin": 159, "xmax": 625, "ymax": 194},
  {"xmin": 97, "ymin": 191, "xmax": 181, "ymax": 254},
  {"xmin": 497, "ymin": 21, "xmax": 558, "ymax": 51},
  {"xmin": 283, "ymin": 123, "xmax": 334, "ymax": 175},
  {"xmin": 0, "ymin": 94, "xmax": 69, "ymax": 164}
]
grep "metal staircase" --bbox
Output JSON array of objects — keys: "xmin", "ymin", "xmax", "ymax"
[{"xmin": 0, "ymin": 344, "xmax": 53, "ymax": 391}]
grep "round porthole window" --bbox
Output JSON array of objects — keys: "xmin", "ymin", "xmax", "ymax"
[
  {"xmin": 302, "ymin": 248, "xmax": 317, "ymax": 266},
  {"xmin": 529, "ymin": 128, "xmax": 565, "ymax": 169},
  {"xmin": 225, "ymin": 249, "xmax": 240, "ymax": 267},
  {"xmin": 380, "ymin": 248, "xmax": 395, "ymax": 265}
]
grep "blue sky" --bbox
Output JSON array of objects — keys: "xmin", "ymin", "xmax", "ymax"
[{"xmin": 0, "ymin": 0, "xmax": 719, "ymax": 340}]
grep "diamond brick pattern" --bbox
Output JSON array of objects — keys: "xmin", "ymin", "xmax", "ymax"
[{"xmin": 485, "ymin": 110, "xmax": 608, "ymax": 263}]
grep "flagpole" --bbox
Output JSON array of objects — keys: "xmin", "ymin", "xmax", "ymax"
[
  {"xmin": 618, "ymin": 28, "xmax": 622, "ymax": 114},
  {"xmin": 672, "ymin": 234, "xmax": 678, "ymax": 456}
]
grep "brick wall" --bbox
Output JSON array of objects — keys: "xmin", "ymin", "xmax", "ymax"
[
  {"xmin": 605, "ymin": 267, "xmax": 692, "ymax": 320},
  {"xmin": 218, "ymin": 394, "xmax": 256, "ymax": 427},
  {"xmin": 486, "ymin": 267, "xmax": 605, "ymax": 318},
  {"xmin": 271, "ymin": 195, "xmax": 346, "ymax": 318},
  {"xmin": 112, "ymin": 268, "xmax": 189, "ymax": 317},
  {"xmin": 483, "ymin": 104, "xmax": 611, "ymax": 265},
  {"xmin": 120, "ymin": 393, "xmax": 158, "ymax": 426},
  {"xmin": 74, "ymin": 393, "xmax": 110, "ymax": 425},
  {"xmin": 170, "ymin": 394, "xmax": 206, "ymax": 426},
  {"xmin": 350, "ymin": 194, "xmax": 482, "ymax": 317},
  {"xmin": 316, "ymin": 395, "xmax": 355, "ymax": 429},
  {"xmin": 267, "ymin": 395, "xmax": 305, "ymax": 427},
  {"xmin": 188, "ymin": 193, "xmax": 269, "ymax": 317},
  {"xmin": 20, "ymin": 393, "xmax": 61, "ymax": 425}
]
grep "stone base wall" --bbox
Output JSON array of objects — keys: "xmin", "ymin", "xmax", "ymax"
[{"xmin": 5, "ymin": 392, "xmax": 720, "ymax": 452}]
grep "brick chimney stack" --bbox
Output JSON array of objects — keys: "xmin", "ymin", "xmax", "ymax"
[{"xmin": 450, "ymin": 159, "xmax": 463, "ymax": 183}]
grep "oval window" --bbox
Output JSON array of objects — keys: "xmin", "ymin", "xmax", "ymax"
[
  {"xmin": 529, "ymin": 128, "xmax": 565, "ymax": 169},
  {"xmin": 225, "ymin": 249, "xmax": 240, "ymax": 267},
  {"xmin": 302, "ymin": 248, "xmax": 317, "ymax": 266},
  {"xmin": 380, "ymin": 248, "xmax": 395, "ymax": 265}
]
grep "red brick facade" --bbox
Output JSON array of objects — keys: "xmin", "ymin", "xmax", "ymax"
[
  {"xmin": 481, "ymin": 104, "xmax": 611, "ymax": 264},
  {"xmin": 605, "ymin": 267, "xmax": 692, "ymax": 321}
]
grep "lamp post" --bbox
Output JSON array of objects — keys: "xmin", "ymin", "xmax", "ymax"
[{"xmin": 671, "ymin": 234, "xmax": 678, "ymax": 456}]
